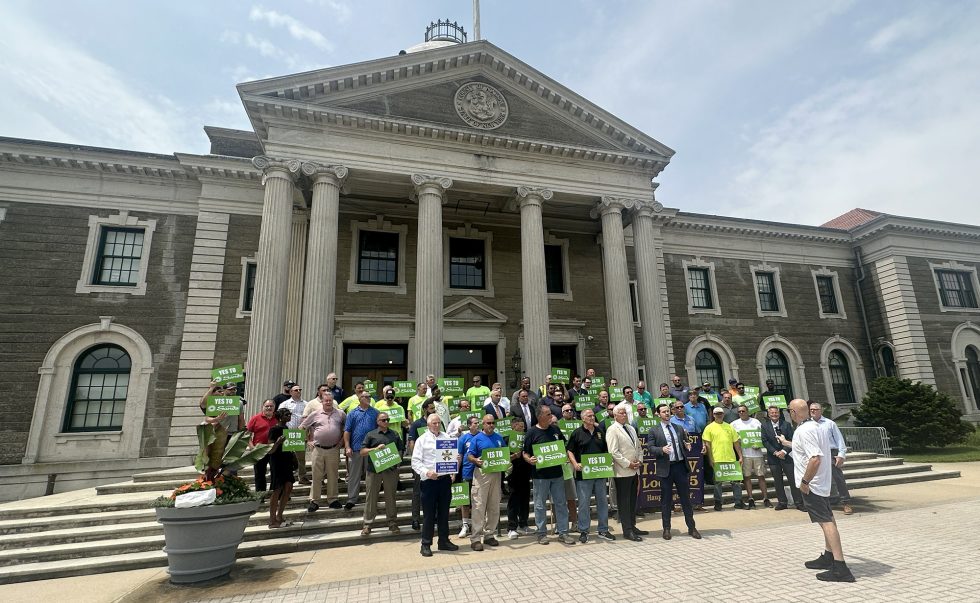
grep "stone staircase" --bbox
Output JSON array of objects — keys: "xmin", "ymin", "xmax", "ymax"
[{"xmin": 0, "ymin": 452, "xmax": 959, "ymax": 584}]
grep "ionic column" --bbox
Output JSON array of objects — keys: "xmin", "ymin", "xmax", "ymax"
[
  {"xmin": 631, "ymin": 200, "xmax": 670, "ymax": 383},
  {"xmin": 412, "ymin": 174, "xmax": 453, "ymax": 379},
  {"xmin": 592, "ymin": 197, "xmax": 639, "ymax": 383},
  {"xmin": 296, "ymin": 162, "xmax": 348, "ymax": 391},
  {"xmin": 517, "ymin": 186, "xmax": 553, "ymax": 387},
  {"xmin": 281, "ymin": 211, "xmax": 308, "ymax": 380},
  {"xmin": 247, "ymin": 156, "xmax": 300, "ymax": 402}
]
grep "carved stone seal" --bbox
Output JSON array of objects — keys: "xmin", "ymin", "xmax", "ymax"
[{"xmin": 454, "ymin": 82, "xmax": 508, "ymax": 130}]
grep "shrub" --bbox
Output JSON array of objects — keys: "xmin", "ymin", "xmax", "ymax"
[{"xmin": 853, "ymin": 377, "xmax": 974, "ymax": 450}]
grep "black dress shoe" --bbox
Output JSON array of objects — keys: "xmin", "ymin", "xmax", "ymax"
[
  {"xmin": 633, "ymin": 528, "xmax": 649, "ymax": 535},
  {"xmin": 438, "ymin": 541, "xmax": 459, "ymax": 551},
  {"xmin": 420, "ymin": 544, "xmax": 432, "ymax": 557},
  {"xmin": 484, "ymin": 537, "xmax": 500, "ymax": 547},
  {"xmin": 796, "ymin": 504, "xmax": 807, "ymax": 512},
  {"xmin": 626, "ymin": 533, "xmax": 643, "ymax": 542},
  {"xmin": 688, "ymin": 528, "xmax": 702, "ymax": 539},
  {"xmin": 411, "ymin": 520, "xmax": 421, "ymax": 531},
  {"xmin": 774, "ymin": 503, "xmax": 788, "ymax": 511},
  {"xmin": 662, "ymin": 529, "xmax": 672, "ymax": 540}
]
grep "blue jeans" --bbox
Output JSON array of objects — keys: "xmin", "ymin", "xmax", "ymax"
[
  {"xmin": 575, "ymin": 478, "xmax": 609, "ymax": 534},
  {"xmin": 533, "ymin": 477, "xmax": 568, "ymax": 536},
  {"xmin": 713, "ymin": 479, "xmax": 743, "ymax": 504}
]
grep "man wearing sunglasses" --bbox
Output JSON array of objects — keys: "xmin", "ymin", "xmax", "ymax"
[{"xmin": 360, "ymin": 412, "xmax": 403, "ymax": 536}]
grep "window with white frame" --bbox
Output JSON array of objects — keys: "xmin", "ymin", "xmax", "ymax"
[
  {"xmin": 347, "ymin": 216, "xmax": 408, "ymax": 294},
  {"xmin": 682, "ymin": 258, "xmax": 721, "ymax": 315},
  {"xmin": 931, "ymin": 262, "xmax": 979, "ymax": 311},
  {"xmin": 76, "ymin": 212, "xmax": 156, "ymax": 295},
  {"xmin": 236, "ymin": 257, "xmax": 257, "ymax": 318},
  {"xmin": 811, "ymin": 268, "xmax": 846, "ymax": 319},
  {"xmin": 544, "ymin": 231, "xmax": 572, "ymax": 301},
  {"xmin": 828, "ymin": 349, "xmax": 857, "ymax": 405},
  {"xmin": 750, "ymin": 263, "xmax": 787, "ymax": 318},
  {"xmin": 443, "ymin": 224, "xmax": 493, "ymax": 297}
]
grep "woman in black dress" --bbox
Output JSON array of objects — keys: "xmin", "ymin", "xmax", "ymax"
[{"xmin": 267, "ymin": 407, "xmax": 296, "ymax": 528}]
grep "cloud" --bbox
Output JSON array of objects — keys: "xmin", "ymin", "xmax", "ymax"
[
  {"xmin": 865, "ymin": 15, "xmax": 932, "ymax": 54},
  {"xmin": 249, "ymin": 6, "xmax": 333, "ymax": 51},
  {"xmin": 0, "ymin": 10, "xmax": 201, "ymax": 153}
]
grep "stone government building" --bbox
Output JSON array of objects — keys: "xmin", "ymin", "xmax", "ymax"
[{"xmin": 1, "ymin": 29, "xmax": 979, "ymax": 500}]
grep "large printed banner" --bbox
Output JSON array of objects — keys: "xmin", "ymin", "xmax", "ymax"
[{"xmin": 637, "ymin": 432, "xmax": 705, "ymax": 508}]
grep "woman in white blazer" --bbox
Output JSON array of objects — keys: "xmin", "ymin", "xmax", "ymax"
[{"xmin": 606, "ymin": 403, "xmax": 645, "ymax": 541}]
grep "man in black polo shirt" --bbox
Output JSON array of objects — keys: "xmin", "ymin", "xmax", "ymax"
[
  {"xmin": 566, "ymin": 408, "xmax": 615, "ymax": 543},
  {"xmin": 522, "ymin": 406, "xmax": 575, "ymax": 545}
]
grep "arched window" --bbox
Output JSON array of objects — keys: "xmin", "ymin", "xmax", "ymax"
[
  {"xmin": 879, "ymin": 346, "xmax": 897, "ymax": 378},
  {"xmin": 765, "ymin": 349, "xmax": 793, "ymax": 398},
  {"xmin": 64, "ymin": 344, "xmax": 131, "ymax": 432},
  {"xmin": 967, "ymin": 345, "xmax": 980, "ymax": 411},
  {"xmin": 829, "ymin": 350, "xmax": 856, "ymax": 405},
  {"xmin": 694, "ymin": 349, "xmax": 723, "ymax": 391}
]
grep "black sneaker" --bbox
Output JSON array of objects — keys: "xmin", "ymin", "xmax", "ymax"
[
  {"xmin": 307, "ymin": 501, "xmax": 319, "ymax": 513},
  {"xmin": 713, "ymin": 501, "xmax": 722, "ymax": 511},
  {"xmin": 557, "ymin": 533, "xmax": 576, "ymax": 545},
  {"xmin": 596, "ymin": 531, "xmax": 616, "ymax": 542},
  {"xmin": 747, "ymin": 499, "xmax": 757, "ymax": 509},
  {"xmin": 816, "ymin": 562, "xmax": 856, "ymax": 583},
  {"xmin": 484, "ymin": 537, "xmax": 499, "ymax": 547},
  {"xmin": 733, "ymin": 502, "xmax": 747, "ymax": 510},
  {"xmin": 578, "ymin": 532, "xmax": 589, "ymax": 544},
  {"xmin": 805, "ymin": 551, "xmax": 834, "ymax": 570},
  {"xmin": 437, "ymin": 541, "xmax": 459, "ymax": 551},
  {"xmin": 328, "ymin": 500, "xmax": 343, "ymax": 509}
]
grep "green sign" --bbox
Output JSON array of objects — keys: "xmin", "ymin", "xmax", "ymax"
[
  {"xmin": 416, "ymin": 426, "xmax": 427, "ymax": 437},
  {"xmin": 592, "ymin": 377, "xmax": 606, "ymax": 387},
  {"xmin": 575, "ymin": 394, "xmax": 596, "ymax": 411},
  {"xmin": 438, "ymin": 377, "xmax": 465, "ymax": 396},
  {"xmin": 363, "ymin": 380, "xmax": 377, "ymax": 396},
  {"xmin": 368, "ymin": 442, "xmax": 401, "ymax": 472},
  {"xmin": 552, "ymin": 367, "xmax": 571, "ymax": 384},
  {"xmin": 562, "ymin": 462, "xmax": 573, "ymax": 480},
  {"xmin": 744, "ymin": 386, "xmax": 760, "ymax": 397},
  {"xmin": 283, "ymin": 429, "xmax": 306, "ymax": 452},
  {"xmin": 734, "ymin": 394, "xmax": 759, "ymax": 413},
  {"xmin": 211, "ymin": 364, "xmax": 244, "ymax": 382},
  {"xmin": 480, "ymin": 447, "xmax": 510, "ymax": 473},
  {"xmin": 457, "ymin": 410, "xmax": 482, "ymax": 426},
  {"xmin": 609, "ymin": 387, "xmax": 624, "ymax": 402},
  {"xmin": 580, "ymin": 453, "xmax": 614, "ymax": 479},
  {"xmin": 558, "ymin": 419, "xmax": 582, "ymax": 438},
  {"xmin": 495, "ymin": 416, "xmax": 515, "ymax": 439},
  {"xmin": 508, "ymin": 432, "xmax": 525, "ymax": 452},
  {"xmin": 205, "ymin": 396, "xmax": 241, "ymax": 416},
  {"xmin": 654, "ymin": 397, "xmax": 676, "ymax": 408},
  {"xmin": 602, "ymin": 417, "xmax": 615, "ymax": 430},
  {"xmin": 702, "ymin": 393, "xmax": 719, "ymax": 405},
  {"xmin": 714, "ymin": 461, "xmax": 744, "ymax": 482},
  {"xmin": 635, "ymin": 416, "xmax": 661, "ymax": 434},
  {"xmin": 532, "ymin": 440, "xmax": 567, "ymax": 469},
  {"xmin": 740, "ymin": 429, "xmax": 763, "ymax": 449},
  {"xmin": 451, "ymin": 481, "xmax": 470, "ymax": 507},
  {"xmin": 383, "ymin": 405, "xmax": 405, "ymax": 423},
  {"xmin": 393, "ymin": 381, "xmax": 416, "ymax": 396},
  {"xmin": 763, "ymin": 394, "xmax": 788, "ymax": 409}
]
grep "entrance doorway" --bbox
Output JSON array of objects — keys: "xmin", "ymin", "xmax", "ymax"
[
  {"xmin": 551, "ymin": 344, "xmax": 578, "ymax": 380},
  {"xmin": 342, "ymin": 344, "xmax": 408, "ymax": 395},
  {"xmin": 444, "ymin": 345, "xmax": 496, "ymax": 390}
]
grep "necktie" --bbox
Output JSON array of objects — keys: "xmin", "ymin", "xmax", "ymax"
[
  {"xmin": 524, "ymin": 405, "xmax": 531, "ymax": 426},
  {"xmin": 495, "ymin": 404, "xmax": 502, "ymax": 419},
  {"xmin": 667, "ymin": 424, "xmax": 680, "ymax": 462},
  {"xmin": 625, "ymin": 424, "xmax": 635, "ymax": 446}
]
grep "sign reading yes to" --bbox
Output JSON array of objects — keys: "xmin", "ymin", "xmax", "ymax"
[
  {"xmin": 558, "ymin": 419, "xmax": 582, "ymax": 438},
  {"xmin": 580, "ymin": 453, "xmax": 614, "ymax": 479},
  {"xmin": 435, "ymin": 439, "xmax": 459, "ymax": 474},
  {"xmin": 363, "ymin": 380, "xmax": 377, "ymax": 396},
  {"xmin": 508, "ymin": 432, "xmax": 525, "ymax": 451},
  {"xmin": 451, "ymin": 482, "xmax": 470, "ymax": 507},
  {"xmin": 551, "ymin": 367, "xmax": 571, "ymax": 384},
  {"xmin": 383, "ymin": 405, "xmax": 405, "ymax": 423},
  {"xmin": 283, "ymin": 429, "xmax": 306, "ymax": 452},
  {"xmin": 205, "ymin": 396, "xmax": 241, "ymax": 417},
  {"xmin": 575, "ymin": 395, "xmax": 596, "ymax": 411},
  {"xmin": 393, "ymin": 381, "xmax": 416, "ymax": 397},
  {"xmin": 532, "ymin": 440, "xmax": 567, "ymax": 469},
  {"xmin": 438, "ymin": 377, "xmax": 464, "ymax": 396},
  {"xmin": 609, "ymin": 387, "xmax": 625, "ymax": 402},
  {"xmin": 480, "ymin": 447, "xmax": 510, "ymax": 473},
  {"xmin": 369, "ymin": 442, "xmax": 401, "ymax": 472},
  {"xmin": 713, "ymin": 461, "xmax": 744, "ymax": 482},
  {"xmin": 211, "ymin": 364, "xmax": 244, "ymax": 382},
  {"xmin": 763, "ymin": 394, "xmax": 788, "ymax": 409},
  {"xmin": 740, "ymin": 429, "xmax": 763, "ymax": 449}
]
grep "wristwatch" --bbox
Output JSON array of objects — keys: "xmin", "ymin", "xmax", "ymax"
[{"xmin": 801, "ymin": 478, "xmax": 810, "ymax": 485}]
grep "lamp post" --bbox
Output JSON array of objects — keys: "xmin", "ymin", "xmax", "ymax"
[{"xmin": 510, "ymin": 348, "xmax": 522, "ymax": 389}]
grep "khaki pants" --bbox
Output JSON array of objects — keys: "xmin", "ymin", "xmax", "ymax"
[
  {"xmin": 309, "ymin": 446, "xmax": 340, "ymax": 504},
  {"xmin": 471, "ymin": 467, "xmax": 502, "ymax": 542},
  {"xmin": 295, "ymin": 449, "xmax": 307, "ymax": 480},
  {"xmin": 363, "ymin": 468, "xmax": 399, "ymax": 528}
]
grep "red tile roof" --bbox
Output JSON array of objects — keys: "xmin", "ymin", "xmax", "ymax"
[{"xmin": 821, "ymin": 208, "xmax": 884, "ymax": 230}]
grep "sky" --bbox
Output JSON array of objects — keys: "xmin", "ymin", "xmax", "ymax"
[{"xmin": 1, "ymin": 0, "xmax": 978, "ymax": 227}]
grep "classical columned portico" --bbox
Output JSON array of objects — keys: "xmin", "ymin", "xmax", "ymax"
[
  {"xmin": 412, "ymin": 174, "xmax": 453, "ymax": 379},
  {"xmin": 517, "ymin": 186, "xmax": 553, "ymax": 387},
  {"xmin": 593, "ymin": 197, "xmax": 639, "ymax": 383},
  {"xmin": 247, "ymin": 156, "xmax": 300, "ymax": 401},
  {"xmin": 630, "ymin": 200, "xmax": 670, "ymax": 383},
  {"xmin": 296, "ymin": 162, "xmax": 348, "ymax": 391}
]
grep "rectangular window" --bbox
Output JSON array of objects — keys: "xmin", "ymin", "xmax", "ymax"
[
  {"xmin": 816, "ymin": 275, "xmax": 839, "ymax": 314},
  {"xmin": 629, "ymin": 280, "xmax": 640, "ymax": 323},
  {"xmin": 357, "ymin": 231, "xmax": 399, "ymax": 286},
  {"xmin": 937, "ymin": 270, "xmax": 979, "ymax": 309},
  {"xmin": 449, "ymin": 237, "xmax": 485, "ymax": 289},
  {"xmin": 756, "ymin": 272, "xmax": 779, "ymax": 312},
  {"xmin": 242, "ymin": 261, "xmax": 257, "ymax": 312},
  {"xmin": 93, "ymin": 227, "xmax": 144, "ymax": 286},
  {"xmin": 544, "ymin": 244, "xmax": 565, "ymax": 294},
  {"xmin": 687, "ymin": 267, "xmax": 713, "ymax": 309}
]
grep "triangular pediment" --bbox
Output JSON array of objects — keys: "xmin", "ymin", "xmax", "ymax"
[
  {"xmin": 443, "ymin": 297, "xmax": 507, "ymax": 323},
  {"xmin": 237, "ymin": 40, "xmax": 673, "ymax": 170}
]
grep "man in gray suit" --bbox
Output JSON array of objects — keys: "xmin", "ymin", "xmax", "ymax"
[
  {"xmin": 647, "ymin": 403, "xmax": 702, "ymax": 540},
  {"xmin": 761, "ymin": 406, "xmax": 804, "ymax": 511}
]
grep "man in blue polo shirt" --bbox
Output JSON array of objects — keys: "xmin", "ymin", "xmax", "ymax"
[
  {"xmin": 467, "ymin": 414, "xmax": 507, "ymax": 550},
  {"xmin": 343, "ymin": 392, "xmax": 380, "ymax": 511},
  {"xmin": 683, "ymin": 389, "xmax": 710, "ymax": 434},
  {"xmin": 456, "ymin": 416, "xmax": 481, "ymax": 538}
]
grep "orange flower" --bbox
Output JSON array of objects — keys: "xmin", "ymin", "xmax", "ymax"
[{"xmin": 215, "ymin": 489, "xmax": 223, "ymax": 496}]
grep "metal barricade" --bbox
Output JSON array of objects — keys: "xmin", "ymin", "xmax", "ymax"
[{"xmin": 838, "ymin": 426, "xmax": 891, "ymax": 457}]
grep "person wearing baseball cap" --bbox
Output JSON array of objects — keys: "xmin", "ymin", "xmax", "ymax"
[
  {"xmin": 273, "ymin": 380, "xmax": 296, "ymax": 405},
  {"xmin": 703, "ymin": 406, "xmax": 745, "ymax": 511}
]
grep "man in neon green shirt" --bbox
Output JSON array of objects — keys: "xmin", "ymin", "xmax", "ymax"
[
  {"xmin": 464, "ymin": 376, "xmax": 491, "ymax": 406},
  {"xmin": 340, "ymin": 381, "xmax": 367, "ymax": 413},
  {"xmin": 373, "ymin": 385, "xmax": 407, "ymax": 438},
  {"xmin": 703, "ymin": 406, "xmax": 745, "ymax": 511},
  {"xmin": 408, "ymin": 382, "xmax": 428, "ymax": 422}
]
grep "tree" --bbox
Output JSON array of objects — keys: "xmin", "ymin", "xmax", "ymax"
[{"xmin": 853, "ymin": 377, "xmax": 974, "ymax": 450}]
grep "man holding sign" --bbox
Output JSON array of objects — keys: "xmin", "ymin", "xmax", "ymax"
[
  {"xmin": 703, "ymin": 407, "xmax": 745, "ymax": 511},
  {"xmin": 566, "ymin": 409, "xmax": 614, "ymax": 543},
  {"xmin": 359, "ymin": 412, "xmax": 403, "ymax": 536},
  {"xmin": 522, "ymin": 406, "xmax": 575, "ymax": 545},
  {"xmin": 731, "ymin": 405, "xmax": 769, "ymax": 508},
  {"xmin": 411, "ymin": 414, "xmax": 460, "ymax": 557},
  {"xmin": 466, "ymin": 415, "xmax": 508, "ymax": 550}
]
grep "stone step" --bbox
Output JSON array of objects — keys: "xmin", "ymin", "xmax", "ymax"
[{"xmin": 0, "ymin": 467, "xmax": 961, "ymax": 583}]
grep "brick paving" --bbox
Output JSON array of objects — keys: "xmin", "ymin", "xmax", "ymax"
[{"xmin": 192, "ymin": 498, "xmax": 980, "ymax": 603}]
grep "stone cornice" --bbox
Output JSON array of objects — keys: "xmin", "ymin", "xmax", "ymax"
[
  {"xmin": 237, "ymin": 40, "xmax": 673, "ymax": 164},
  {"xmin": 174, "ymin": 153, "xmax": 263, "ymax": 182},
  {"xmin": 850, "ymin": 217, "xmax": 980, "ymax": 242},
  {"xmin": 666, "ymin": 213, "xmax": 853, "ymax": 244},
  {"xmin": 0, "ymin": 138, "xmax": 189, "ymax": 181}
]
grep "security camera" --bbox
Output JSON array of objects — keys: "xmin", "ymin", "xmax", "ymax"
[{"xmin": 587, "ymin": 335, "xmax": 594, "ymax": 342}]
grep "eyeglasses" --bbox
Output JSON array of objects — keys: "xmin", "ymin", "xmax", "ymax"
[
  {"xmin": 562, "ymin": 409, "xmax": 573, "ymax": 413},
  {"xmin": 672, "ymin": 406, "xmax": 683, "ymax": 411}
]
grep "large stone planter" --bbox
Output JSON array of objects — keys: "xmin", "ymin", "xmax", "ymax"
[{"xmin": 155, "ymin": 499, "xmax": 260, "ymax": 584}]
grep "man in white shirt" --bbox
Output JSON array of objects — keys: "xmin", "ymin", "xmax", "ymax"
[
  {"xmin": 809, "ymin": 401, "xmax": 853, "ymax": 515},
  {"xmin": 783, "ymin": 398, "xmax": 855, "ymax": 583},
  {"xmin": 731, "ymin": 405, "xmax": 768, "ymax": 508},
  {"xmin": 445, "ymin": 399, "xmax": 472, "ymax": 438},
  {"xmin": 278, "ymin": 384, "xmax": 309, "ymax": 484},
  {"xmin": 411, "ymin": 414, "xmax": 460, "ymax": 557}
]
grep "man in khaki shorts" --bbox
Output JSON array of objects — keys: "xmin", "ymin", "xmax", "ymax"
[{"xmin": 731, "ymin": 405, "xmax": 769, "ymax": 508}]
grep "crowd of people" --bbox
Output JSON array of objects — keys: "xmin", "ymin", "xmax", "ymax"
[{"xmin": 201, "ymin": 370, "xmax": 857, "ymax": 583}]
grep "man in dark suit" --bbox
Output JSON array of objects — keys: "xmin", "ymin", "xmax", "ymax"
[
  {"xmin": 483, "ymin": 389, "xmax": 508, "ymax": 420},
  {"xmin": 761, "ymin": 405, "xmax": 804, "ymax": 511},
  {"xmin": 647, "ymin": 403, "xmax": 702, "ymax": 540},
  {"xmin": 511, "ymin": 389, "xmax": 538, "ymax": 429}
]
